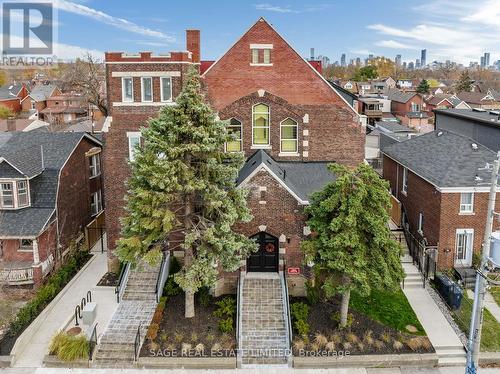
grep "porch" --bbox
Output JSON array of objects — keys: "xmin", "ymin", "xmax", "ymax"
[{"xmin": 0, "ymin": 261, "xmax": 34, "ymax": 285}]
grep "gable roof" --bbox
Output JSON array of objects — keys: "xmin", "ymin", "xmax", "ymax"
[
  {"xmin": 382, "ymin": 130, "xmax": 496, "ymax": 189},
  {"xmin": 237, "ymin": 150, "xmax": 334, "ymax": 204},
  {"xmin": 0, "ymin": 83, "xmax": 23, "ymax": 101},
  {"xmin": 426, "ymin": 94, "xmax": 453, "ymax": 106},
  {"xmin": 327, "ymin": 81, "xmax": 358, "ymax": 108},
  {"xmin": 202, "ymin": 17, "xmax": 358, "ymax": 115},
  {"xmin": 387, "ymin": 88, "xmax": 419, "ymax": 103},
  {"xmin": 456, "ymin": 91, "xmax": 495, "ymax": 105},
  {"xmin": 28, "ymin": 84, "xmax": 58, "ymax": 102}
]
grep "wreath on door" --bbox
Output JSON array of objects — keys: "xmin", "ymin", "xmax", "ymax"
[{"xmin": 265, "ymin": 243, "xmax": 275, "ymax": 253}]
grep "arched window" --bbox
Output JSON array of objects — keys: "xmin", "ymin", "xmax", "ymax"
[
  {"xmin": 280, "ymin": 118, "xmax": 298, "ymax": 153},
  {"xmin": 252, "ymin": 104, "xmax": 270, "ymax": 146},
  {"xmin": 226, "ymin": 118, "xmax": 242, "ymax": 152}
]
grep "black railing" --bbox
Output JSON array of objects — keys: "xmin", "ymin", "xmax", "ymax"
[
  {"xmin": 115, "ymin": 262, "xmax": 129, "ymax": 303},
  {"xmin": 134, "ymin": 323, "xmax": 141, "ymax": 362},
  {"xmin": 282, "ymin": 264, "xmax": 293, "ymax": 348},
  {"xmin": 75, "ymin": 290, "xmax": 93, "ymax": 325},
  {"xmin": 88, "ymin": 323, "xmax": 98, "ymax": 361}
]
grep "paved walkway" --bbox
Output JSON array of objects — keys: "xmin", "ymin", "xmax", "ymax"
[
  {"xmin": 12, "ymin": 237, "xmax": 117, "ymax": 368},
  {"xmin": 466, "ymin": 289, "xmax": 500, "ymax": 322}
]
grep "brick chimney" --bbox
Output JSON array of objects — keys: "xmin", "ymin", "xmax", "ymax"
[
  {"xmin": 186, "ymin": 29, "xmax": 200, "ymax": 63},
  {"xmin": 6, "ymin": 117, "xmax": 16, "ymax": 132}
]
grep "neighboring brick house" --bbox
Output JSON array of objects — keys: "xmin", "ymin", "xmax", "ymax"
[
  {"xmin": 381, "ymin": 130, "xmax": 500, "ymax": 270},
  {"xmin": 455, "ymin": 92, "xmax": 500, "ymax": 110},
  {"xmin": 39, "ymin": 93, "xmax": 88, "ymax": 124},
  {"xmin": 20, "ymin": 84, "xmax": 61, "ymax": 114},
  {"xmin": 0, "ymin": 132, "xmax": 103, "ymax": 286},
  {"xmin": 424, "ymin": 94, "xmax": 471, "ymax": 118},
  {"xmin": 102, "ymin": 18, "xmax": 364, "ymax": 295},
  {"xmin": 386, "ymin": 89, "xmax": 431, "ymax": 131},
  {"xmin": 0, "ymin": 83, "xmax": 29, "ymax": 113}
]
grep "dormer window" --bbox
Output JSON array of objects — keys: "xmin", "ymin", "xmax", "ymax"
[
  {"xmin": 250, "ymin": 44, "xmax": 273, "ymax": 66},
  {"xmin": 0, "ymin": 180, "xmax": 30, "ymax": 209}
]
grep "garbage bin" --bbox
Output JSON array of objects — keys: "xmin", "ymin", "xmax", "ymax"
[
  {"xmin": 449, "ymin": 284, "xmax": 463, "ymax": 310},
  {"xmin": 440, "ymin": 276, "xmax": 454, "ymax": 305},
  {"xmin": 434, "ymin": 274, "xmax": 445, "ymax": 294}
]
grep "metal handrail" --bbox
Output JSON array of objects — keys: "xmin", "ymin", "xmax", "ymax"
[
  {"xmin": 281, "ymin": 263, "xmax": 293, "ymax": 353},
  {"xmin": 115, "ymin": 262, "xmax": 130, "ymax": 303},
  {"xmin": 154, "ymin": 251, "xmax": 170, "ymax": 303},
  {"xmin": 134, "ymin": 323, "xmax": 141, "ymax": 361},
  {"xmin": 88, "ymin": 323, "xmax": 98, "ymax": 361},
  {"xmin": 236, "ymin": 272, "xmax": 243, "ymax": 367}
]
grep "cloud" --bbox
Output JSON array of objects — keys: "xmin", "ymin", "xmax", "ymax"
[
  {"xmin": 375, "ymin": 40, "xmax": 417, "ymax": 50},
  {"xmin": 349, "ymin": 49, "xmax": 373, "ymax": 56},
  {"xmin": 462, "ymin": 0, "xmax": 500, "ymax": 30},
  {"xmin": 253, "ymin": 3, "xmax": 331, "ymax": 14},
  {"xmin": 54, "ymin": 0, "xmax": 175, "ymax": 42}
]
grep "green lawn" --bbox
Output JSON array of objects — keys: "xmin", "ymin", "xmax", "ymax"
[
  {"xmin": 350, "ymin": 288, "xmax": 426, "ymax": 336},
  {"xmin": 453, "ymin": 295, "xmax": 500, "ymax": 352},
  {"xmin": 490, "ymin": 287, "xmax": 500, "ymax": 306}
]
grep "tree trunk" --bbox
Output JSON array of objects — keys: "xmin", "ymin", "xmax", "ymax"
[
  {"xmin": 340, "ymin": 276, "xmax": 352, "ymax": 328},
  {"xmin": 185, "ymin": 289, "xmax": 195, "ymax": 318}
]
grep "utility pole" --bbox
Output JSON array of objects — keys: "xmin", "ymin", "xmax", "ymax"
[{"xmin": 466, "ymin": 152, "xmax": 500, "ymax": 374}]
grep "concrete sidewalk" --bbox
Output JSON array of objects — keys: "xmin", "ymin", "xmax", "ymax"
[
  {"xmin": 11, "ymin": 239, "xmax": 117, "ymax": 368},
  {"xmin": 466, "ymin": 289, "xmax": 500, "ymax": 322},
  {"xmin": 402, "ymin": 263, "xmax": 465, "ymax": 366}
]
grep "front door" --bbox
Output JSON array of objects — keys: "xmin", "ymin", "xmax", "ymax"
[
  {"xmin": 455, "ymin": 229, "xmax": 474, "ymax": 267},
  {"xmin": 247, "ymin": 232, "xmax": 279, "ymax": 272}
]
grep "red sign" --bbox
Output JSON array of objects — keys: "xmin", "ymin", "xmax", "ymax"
[{"xmin": 287, "ymin": 267, "xmax": 301, "ymax": 275}]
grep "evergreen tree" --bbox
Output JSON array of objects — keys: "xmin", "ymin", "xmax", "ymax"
[
  {"xmin": 416, "ymin": 79, "xmax": 430, "ymax": 94},
  {"xmin": 301, "ymin": 164, "xmax": 404, "ymax": 327},
  {"xmin": 455, "ymin": 70, "xmax": 473, "ymax": 92},
  {"xmin": 116, "ymin": 67, "xmax": 257, "ymax": 318}
]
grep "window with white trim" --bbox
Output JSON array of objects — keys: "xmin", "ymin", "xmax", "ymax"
[
  {"xmin": 17, "ymin": 180, "xmax": 29, "ymax": 207},
  {"xmin": 280, "ymin": 118, "xmax": 298, "ymax": 153},
  {"xmin": 252, "ymin": 104, "xmax": 270, "ymax": 146},
  {"xmin": 90, "ymin": 190, "xmax": 103, "ymax": 216},
  {"xmin": 141, "ymin": 77, "xmax": 153, "ymax": 102},
  {"xmin": 127, "ymin": 132, "xmax": 141, "ymax": 161},
  {"xmin": 89, "ymin": 154, "xmax": 101, "ymax": 178},
  {"xmin": 402, "ymin": 167, "xmax": 408, "ymax": 194},
  {"xmin": 1, "ymin": 182, "xmax": 14, "ymax": 208},
  {"xmin": 19, "ymin": 239, "xmax": 33, "ymax": 251},
  {"xmin": 226, "ymin": 119, "xmax": 242, "ymax": 152},
  {"xmin": 455, "ymin": 229, "xmax": 473, "ymax": 262},
  {"xmin": 250, "ymin": 44, "xmax": 273, "ymax": 65},
  {"xmin": 418, "ymin": 212, "xmax": 424, "ymax": 234},
  {"xmin": 122, "ymin": 77, "xmax": 133, "ymax": 102},
  {"xmin": 160, "ymin": 77, "xmax": 172, "ymax": 102},
  {"xmin": 460, "ymin": 192, "xmax": 474, "ymax": 213},
  {"xmin": 411, "ymin": 102, "xmax": 420, "ymax": 112}
]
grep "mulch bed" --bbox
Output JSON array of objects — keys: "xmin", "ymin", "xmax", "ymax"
[
  {"xmin": 291, "ymin": 297, "xmax": 434, "ymax": 356},
  {"xmin": 140, "ymin": 293, "xmax": 236, "ymax": 358},
  {"xmin": 96, "ymin": 272, "xmax": 119, "ymax": 287}
]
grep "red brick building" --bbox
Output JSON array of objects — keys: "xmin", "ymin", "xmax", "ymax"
[
  {"xmin": 382, "ymin": 130, "xmax": 500, "ymax": 270},
  {"xmin": 386, "ymin": 89, "xmax": 431, "ymax": 131},
  {"xmin": 0, "ymin": 83, "xmax": 29, "ymax": 113},
  {"xmin": 102, "ymin": 18, "xmax": 365, "ymax": 295},
  {"xmin": 0, "ymin": 132, "xmax": 103, "ymax": 286}
]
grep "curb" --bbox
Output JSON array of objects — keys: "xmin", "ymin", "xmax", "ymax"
[
  {"xmin": 0, "ymin": 355, "xmax": 12, "ymax": 368},
  {"xmin": 10, "ymin": 253, "xmax": 99, "ymax": 365},
  {"xmin": 479, "ymin": 352, "xmax": 500, "ymax": 366},
  {"xmin": 137, "ymin": 356, "xmax": 237, "ymax": 369},
  {"xmin": 293, "ymin": 353, "xmax": 439, "ymax": 368},
  {"xmin": 43, "ymin": 354, "xmax": 89, "ymax": 368}
]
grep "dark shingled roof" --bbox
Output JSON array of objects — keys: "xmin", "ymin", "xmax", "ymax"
[
  {"xmin": 237, "ymin": 150, "xmax": 335, "ymax": 202},
  {"xmin": 387, "ymin": 89, "xmax": 419, "ymax": 103},
  {"xmin": 0, "ymin": 83, "xmax": 23, "ymax": 101},
  {"xmin": 382, "ymin": 130, "xmax": 496, "ymax": 188},
  {"xmin": 434, "ymin": 108, "xmax": 500, "ymax": 129},
  {"xmin": 0, "ymin": 132, "xmax": 101, "ymax": 237}
]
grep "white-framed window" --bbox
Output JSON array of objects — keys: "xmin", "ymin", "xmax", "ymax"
[
  {"xmin": 141, "ymin": 77, "xmax": 153, "ymax": 102},
  {"xmin": 418, "ymin": 212, "xmax": 424, "ymax": 234},
  {"xmin": 127, "ymin": 132, "xmax": 141, "ymax": 161},
  {"xmin": 252, "ymin": 103, "xmax": 270, "ymax": 146},
  {"xmin": 160, "ymin": 77, "xmax": 172, "ymax": 102},
  {"xmin": 411, "ymin": 102, "xmax": 420, "ymax": 112},
  {"xmin": 31, "ymin": 100, "xmax": 36, "ymax": 110},
  {"xmin": 280, "ymin": 118, "xmax": 298, "ymax": 153},
  {"xmin": 460, "ymin": 192, "xmax": 474, "ymax": 213},
  {"xmin": 455, "ymin": 229, "xmax": 474, "ymax": 265},
  {"xmin": 263, "ymin": 49, "xmax": 271, "ymax": 64},
  {"xmin": 89, "ymin": 154, "xmax": 101, "ymax": 178},
  {"xmin": 90, "ymin": 190, "xmax": 103, "ymax": 216},
  {"xmin": 122, "ymin": 77, "xmax": 133, "ymax": 102},
  {"xmin": 17, "ymin": 180, "xmax": 29, "ymax": 207},
  {"xmin": 0, "ymin": 182, "xmax": 14, "ymax": 208},
  {"xmin": 226, "ymin": 118, "xmax": 242, "ymax": 152},
  {"xmin": 250, "ymin": 44, "xmax": 273, "ymax": 66},
  {"xmin": 402, "ymin": 167, "xmax": 408, "ymax": 194},
  {"xmin": 19, "ymin": 239, "xmax": 33, "ymax": 251}
]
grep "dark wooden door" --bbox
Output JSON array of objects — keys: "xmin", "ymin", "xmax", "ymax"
[{"xmin": 247, "ymin": 232, "xmax": 279, "ymax": 272}]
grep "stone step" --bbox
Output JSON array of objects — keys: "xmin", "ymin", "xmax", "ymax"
[
  {"xmin": 241, "ymin": 357, "xmax": 288, "ymax": 365},
  {"xmin": 122, "ymin": 293, "xmax": 156, "ymax": 301},
  {"xmin": 96, "ymin": 344, "xmax": 135, "ymax": 354},
  {"xmin": 94, "ymin": 350, "xmax": 135, "ymax": 361},
  {"xmin": 437, "ymin": 356, "xmax": 467, "ymax": 366}
]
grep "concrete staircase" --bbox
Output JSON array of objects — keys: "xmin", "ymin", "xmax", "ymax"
[
  {"xmin": 435, "ymin": 345, "xmax": 467, "ymax": 366},
  {"xmin": 239, "ymin": 273, "xmax": 290, "ymax": 367},
  {"xmin": 92, "ymin": 261, "xmax": 161, "ymax": 367}
]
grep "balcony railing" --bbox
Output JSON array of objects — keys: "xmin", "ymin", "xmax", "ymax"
[
  {"xmin": 364, "ymin": 109, "xmax": 383, "ymax": 117},
  {"xmin": 0, "ymin": 266, "xmax": 34, "ymax": 285}
]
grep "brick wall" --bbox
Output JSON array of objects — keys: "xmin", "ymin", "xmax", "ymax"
[{"xmin": 57, "ymin": 137, "xmax": 103, "ymax": 250}]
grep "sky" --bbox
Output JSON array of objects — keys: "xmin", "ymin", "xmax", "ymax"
[{"xmin": 2, "ymin": 0, "xmax": 500, "ymax": 65}]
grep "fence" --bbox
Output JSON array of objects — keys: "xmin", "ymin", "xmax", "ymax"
[{"xmin": 85, "ymin": 211, "xmax": 106, "ymax": 252}]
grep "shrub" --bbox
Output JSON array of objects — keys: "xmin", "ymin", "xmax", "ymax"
[
  {"xmin": 305, "ymin": 280, "xmax": 321, "ymax": 305},
  {"xmin": 363, "ymin": 330, "xmax": 374, "ymax": 346},
  {"xmin": 357, "ymin": 342, "xmax": 365, "ymax": 351},
  {"xmin": 213, "ymin": 297, "xmax": 236, "ymax": 318},
  {"xmin": 218, "ymin": 317, "xmax": 234, "ymax": 333},
  {"xmin": 380, "ymin": 332, "xmax": 391, "ymax": 343},
  {"xmin": 294, "ymin": 319, "xmax": 310, "ymax": 337},
  {"xmin": 291, "ymin": 302, "xmax": 309, "ymax": 322},
  {"xmin": 199, "ymin": 286, "xmax": 211, "ymax": 307},
  {"xmin": 329, "ymin": 333, "xmax": 341, "ymax": 344},
  {"xmin": 163, "ymin": 275, "xmax": 181, "ymax": 297},
  {"xmin": 343, "ymin": 341, "xmax": 352, "ymax": 350},
  {"xmin": 346, "ymin": 333, "xmax": 359, "ymax": 343},
  {"xmin": 190, "ymin": 332, "xmax": 198, "ymax": 343},
  {"xmin": 293, "ymin": 339, "xmax": 305, "ymax": 351},
  {"xmin": 195, "ymin": 343, "xmax": 205, "ymax": 353},
  {"xmin": 49, "ymin": 331, "xmax": 89, "ymax": 361},
  {"xmin": 314, "ymin": 333, "xmax": 328, "ymax": 348},
  {"xmin": 146, "ymin": 323, "xmax": 159, "ymax": 341},
  {"xmin": 181, "ymin": 343, "xmax": 192, "ymax": 354},
  {"xmin": 174, "ymin": 331, "xmax": 184, "ymax": 343},
  {"xmin": 160, "ymin": 333, "xmax": 169, "ymax": 343},
  {"xmin": 373, "ymin": 340, "xmax": 385, "ymax": 350},
  {"xmin": 206, "ymin": 333, "xmax": 215, "ymax": 343},
  {"xmin": 152, "ymin": 309, "xmax": 163, "ymax": 324},
  {"xmin": 393, "ymin": 340, "xmax": 404, "ymax": 350},
  {"xmin": 170, "ymin": 256, "xmax": 181, "ymax": 274},
  {"xmin": 0, "ymin": 106, "xmax": 14, "ymax": 119},
  {"xmin": 406, "ymin": 337, "xmax": 423, "ymax": 351},
  {"xmin": 331, "ymin": 311, "xmax": 354, "ymax": 329},
  {"xmin": 325, "ymin": 341, "xmax": 336, "ymax": 352},
  {"xmin": 211, "ymin": 343, "xmax": 222, "ymax": 352},
  {"xmin": 310, "ymin": 342, "xmax": 320, "ymax": 352}
]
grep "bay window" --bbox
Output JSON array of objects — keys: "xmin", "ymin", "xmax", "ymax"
[
  {"xmin": 280, "ymin": 118, "xmax": 298, "ymax": 153},
  {"xmin": 252, "ymin": 104, "xmax": 270, "ymax": 146}
]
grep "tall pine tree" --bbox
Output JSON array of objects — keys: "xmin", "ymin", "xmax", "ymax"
[
  {"xmin": 301, "ymin": 164, "xmax": 404, "ymax": 327},
  {"xmin": 455, "ymin": 70, "xmax": 473, "ymax": 93},
  {"xmin": 116, "ymin": 67, "xmax": 257, "ymax": 317}
]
